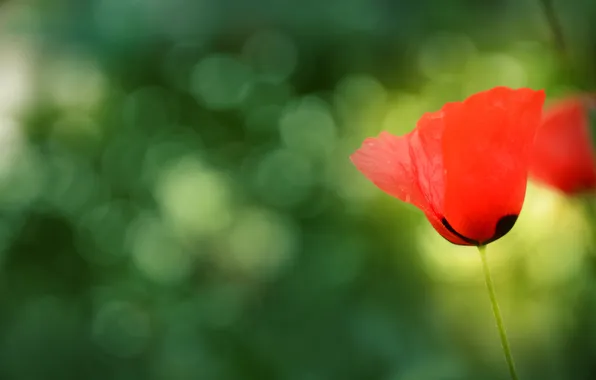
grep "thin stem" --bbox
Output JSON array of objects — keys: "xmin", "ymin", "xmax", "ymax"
[
  {"xmin": 477, "ymin": 245, "xmax": 519, "ymax": 380},
  {"xmin": 538, "ymin": 0, "xmax": 567, "ymax": 61}
]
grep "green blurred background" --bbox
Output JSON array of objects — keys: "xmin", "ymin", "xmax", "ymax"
[{"xmin": 0, "ymin": 0, "xmax": 595, "ymax": 379}]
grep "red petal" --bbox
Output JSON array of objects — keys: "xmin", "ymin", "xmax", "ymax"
[
  {"xmin": 408, "ymin": 112, "xmax": 446, "ymax": 216},
  {"xmin": 529, "ymin": 96, "xmax": 596, "ymax": 194},
  {"xmin": 441, "ymin": 87, "xmax": 546, "ymax": 243},
  {"xmin": 350, "ymin": 117, "xmax": 471, "ymax": 245},
  {"xmin": 350, "ymin": 131, "xmax": 427, "ymax": 207}
]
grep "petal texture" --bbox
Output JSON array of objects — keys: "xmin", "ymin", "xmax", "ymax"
[
  {"xmin": 350, "ymin": 114, "xmax": 470, "ymax": 245},
  {"xmin": 441, "ymin": 87, "xmax": 546, "ymax": 243}
]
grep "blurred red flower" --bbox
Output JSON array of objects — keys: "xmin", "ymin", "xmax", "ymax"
[
  {"xmin": 529, "ymin": 95, "xmax": 596, "ymax": 195},
  {"xmin": 351, "ymin": 87, "xmax": 545, "ymax": 246}
]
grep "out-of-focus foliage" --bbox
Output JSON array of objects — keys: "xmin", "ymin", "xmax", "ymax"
[{"xmin": 0, "ymin": 0, "xmax": 596, "ymax": 379}]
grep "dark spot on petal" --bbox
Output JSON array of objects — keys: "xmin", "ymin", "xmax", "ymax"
[
  {"xmin": 484, "ymin": 214, "xmax": 518, "ymax": 245},
  {"xmin": 441, "ymin": 218, "xmax": 479, "ymax": 246},
  {"xmin": 441, "ymin": 214, "xmax": 518, "ymax": 246}
]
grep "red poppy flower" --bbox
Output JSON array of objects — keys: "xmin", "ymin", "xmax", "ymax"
[
  {"xmin": 529, "ymin": 95, "xmax": 596, "ymax": 195},
  {"xmin": 351, "ymin": 87, "xmax": 545, "ymax": 246}
]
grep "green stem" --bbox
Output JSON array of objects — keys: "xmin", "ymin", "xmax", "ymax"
[
  {"xmin": 538, "ymin": 0, "xmax": 567, "ymax": 61},
  {"xmin": 477, "ymin": 245, "xmax": 519, "ymax": 380}
]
